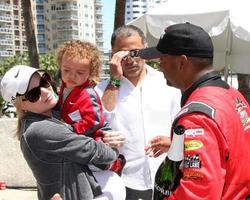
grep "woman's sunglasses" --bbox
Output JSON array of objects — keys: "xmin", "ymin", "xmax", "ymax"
[{"xmin": 23, "ymin": 73, "xmax": 52, "ymax": 103}]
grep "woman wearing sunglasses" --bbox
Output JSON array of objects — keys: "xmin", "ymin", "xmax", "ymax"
[{"xmin": 0, "ymin": 65, "xmax": 125, "ymax": 200}]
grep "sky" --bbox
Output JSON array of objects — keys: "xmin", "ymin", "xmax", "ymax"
[{"xmin": 102, "ymin": 0, "xmax": 116, "ymax": 52}]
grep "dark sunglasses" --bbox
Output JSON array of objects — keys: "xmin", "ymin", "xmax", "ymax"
[
  {"xmin": 23, "ymin": 73, "xmax": 52, "ymax": 103},
  {"xmin": 122, "ymin": 49, "xmax": 140, "ymax": 61},
  {"xmin": 129, "ymin": 49, "xmax": 140, "ymax": 57}
]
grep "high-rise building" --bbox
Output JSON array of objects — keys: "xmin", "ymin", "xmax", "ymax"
[
  {"xmin": 0, "ymin": 0, "xmax": 104, "ymax": 58},
  {"xmin": 0, "ymin": 0, "xmax": 35, "ymax": 58},
  {"xmin": 36, "ymin": 0, "xmax": 46, "ymax": 54},
  {"xmin": 125, "ymin": 0, "xmax": 167, "ymax": 24},
  {"xmin": 95, "ymin": 0, "xmax": 104, "ymax": 52},
  {"xmin": 44, "ymin": 0, "xmax": 103, "ymax": 52}
]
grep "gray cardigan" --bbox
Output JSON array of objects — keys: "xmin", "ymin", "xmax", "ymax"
[{"xmin": 20, "ymin": 112, "xmax": 118, "ymax": 200}]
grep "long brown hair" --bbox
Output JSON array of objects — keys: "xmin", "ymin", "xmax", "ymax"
[{"xmin": 13, "ymin": 97, "xmax": 27, "ymax": 140}]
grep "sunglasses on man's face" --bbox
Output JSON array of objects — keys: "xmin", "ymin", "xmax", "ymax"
[
  {"xmin": 129, "ymin": 49, "xmax": 140, "ymax": 57},
  {"xmin": 121, "ymin": 49, "xmax": 140, "ymax": 61},
  {"xmin": 23, "ymin": 73, "xmax": 52, "ymax": 103}
]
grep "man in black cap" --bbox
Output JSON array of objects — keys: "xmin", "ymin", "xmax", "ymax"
[{"xmin": 141, "ymin": 22, "xmax": 250, "ymax": 199}]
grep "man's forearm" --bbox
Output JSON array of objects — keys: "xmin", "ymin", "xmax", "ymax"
[{"xmin": 101, "ymin": 84, "xmax": 119, "ymax": 111}]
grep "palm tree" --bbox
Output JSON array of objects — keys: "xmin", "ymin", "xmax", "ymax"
[
  {"xmin": 21, "ymin": 0, "xmax": 39, "ymax": 68},
  {"xmin": 114, "ymin": 0, "xmax": 126, "ymax": 30}
]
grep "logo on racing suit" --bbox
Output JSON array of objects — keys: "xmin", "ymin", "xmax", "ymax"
[
  {"xmin": 235, "ymin": 98, "xmax": 250, "ymax": 131},
  {"xmin": 184, "ymin": 140, "xmax": 203, "ymax": 151},
  {"xmin": 184, "ymin": 128, "xmax": 204, "ymax": 137},
  {"xmin": 184, "ymin": 154, "xmax": 202, "ymax": 169},
  {"xmin": 183, "ymin": 169, "xmax": 204, "ymax": 180}
]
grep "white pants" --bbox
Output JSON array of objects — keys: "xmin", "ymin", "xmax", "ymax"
[{"xmin": 93, "ymin": 170, "xmax": 126, "ymax": 200}]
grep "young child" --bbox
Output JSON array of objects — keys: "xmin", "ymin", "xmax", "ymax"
[{"xmin": 56, "ymin": 40, "xmax": 125, "ymax": 175}]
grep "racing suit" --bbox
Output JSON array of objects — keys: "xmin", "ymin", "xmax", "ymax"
[{"xmin": 167, "ymin": 71, "xmax": 250, "ymax": 199}]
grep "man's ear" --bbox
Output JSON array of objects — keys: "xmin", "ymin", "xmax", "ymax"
[{"xmin": 178, "ymin": 55, "xmax": 188, "ymax": 71}]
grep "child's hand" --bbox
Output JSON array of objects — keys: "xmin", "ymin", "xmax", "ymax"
[{"xmin": 145, "ymin": 135, "xmax": 171, "ymax": 158}]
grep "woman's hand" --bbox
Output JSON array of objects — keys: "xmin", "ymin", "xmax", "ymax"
[
  {"xmin": 145, "ymin": 135, "xmax": 171, "ymax": 157},
  {"xmin": 103, "ymin": 130, "xmax": 125, "ymax": 149}
]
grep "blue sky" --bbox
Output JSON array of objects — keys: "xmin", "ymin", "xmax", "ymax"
[{"xmin": 102, "ymin": 0, "xmax": 115, "ymax": 52}]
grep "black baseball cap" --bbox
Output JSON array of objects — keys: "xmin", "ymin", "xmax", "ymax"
[{"xmin": 138, "ymin": 22, "xmax": 214, "ymax": 59}]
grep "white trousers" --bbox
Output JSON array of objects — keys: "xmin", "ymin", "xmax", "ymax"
[{"xmin": 93, "ymin": 170, "xmax": 126, "ymax": 200}]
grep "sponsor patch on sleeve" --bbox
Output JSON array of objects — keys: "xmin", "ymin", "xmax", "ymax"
[
  {"xmin": 184, "ymin": 128, "xmax": 204, "ymax": 137},
  {"xmin": 183, "ymin": 169, "xmax": 204, "ymax": 180},
  {"xmin": 184, "ymin": 140, "xmax": 203, "ymax": 151},
  {"xmin": 184, "ymin": 154, "xmax": 202, "ymax": 169}
]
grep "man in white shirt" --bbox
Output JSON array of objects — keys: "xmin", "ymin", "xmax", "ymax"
[{"xmin": 95, "ymin": 25, "xmax": 181, "ymax": 200}]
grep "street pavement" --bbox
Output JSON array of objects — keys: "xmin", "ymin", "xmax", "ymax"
[{"xmin": 0, "ymin": 188, "xmax": 37, "ymax": 200}]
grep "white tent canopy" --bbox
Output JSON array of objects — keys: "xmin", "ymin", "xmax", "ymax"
[{"xmin": 128, "ymin": 0, "xmax": 250, "ymax": 74}]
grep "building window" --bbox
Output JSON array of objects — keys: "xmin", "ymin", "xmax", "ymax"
[
  {"xmin": 37, "ymin": 15, "xmax": 44, "ymax": 23},
  {"xmin": 51, "ymin": 5, "xmax": 56, "ymax": 10},
  {"xmin": 53, "ymin": 43, "xmax": 58, "ymax": 49},
  {"xmin": 38, "ymin": 44, "xmax": 45, "ymax": 48},
  {"xmin": 37, "ymin": 25, "xmax": 44, "ymax": 31}
]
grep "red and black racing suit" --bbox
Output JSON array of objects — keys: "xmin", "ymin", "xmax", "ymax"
[{"xmin": 167, "ymin": 71, "xmax": 250, "ymax": 199}]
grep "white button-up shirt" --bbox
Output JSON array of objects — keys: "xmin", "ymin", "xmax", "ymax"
[{"xmin": 95, "ymin": 65, "xmax": 181, "ymax": 190}]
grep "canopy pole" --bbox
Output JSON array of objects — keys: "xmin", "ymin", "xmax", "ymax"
[{"xmin": 224, "ymin": 21, "xmax": 232, "ymax": 82}]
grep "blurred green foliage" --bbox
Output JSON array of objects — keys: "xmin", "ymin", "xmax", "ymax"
[
  {"xmin": 0, "ymin": 52, "xmax": 59, "ymax": 78},
  {"xmin": 146, "ymin": 60, "xmax": 160, "ymax": 70}
]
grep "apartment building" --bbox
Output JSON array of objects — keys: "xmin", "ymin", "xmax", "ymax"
[
  {"xmin": 44, "ymin": 0, "xmax": 103, "ymax": 52},
  {"xmin": 125, "ymin": 0, "xmax": 167, "ymax": 24},
  {"xmin": 102, "ymin": 50, "xmax": 111, "ymax": 79},
  {"xmin": 0, "ymin": 0, "xmax": 104, "ymax": 58},
  {"xmin": 36, "ymin": 0, "xmax": 46, "ymax": 54},
  {"xmin": 0, "ymin": 0, "xmax": 36, "ymax": 58}
]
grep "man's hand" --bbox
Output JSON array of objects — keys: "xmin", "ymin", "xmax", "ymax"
[
  {"xmin": 103, "ymin": 130, "xmax": 125, "ymax": 149},
  {"xmin": 109, "ymin": 51, "xmax": 129, "ymax": 79},
  {"xmin": 145, "ymin": 136, "xmax": 171, "ymax": 157}
]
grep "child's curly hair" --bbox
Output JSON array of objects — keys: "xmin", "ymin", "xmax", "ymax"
[{"xmin": 57, "ymin": 40, "xmax": 102, "ymax": 85}]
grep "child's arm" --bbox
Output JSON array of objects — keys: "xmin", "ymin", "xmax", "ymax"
[{"xmin": 72, "ymin": 89, "xmax": 108, "ymax": 141}]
